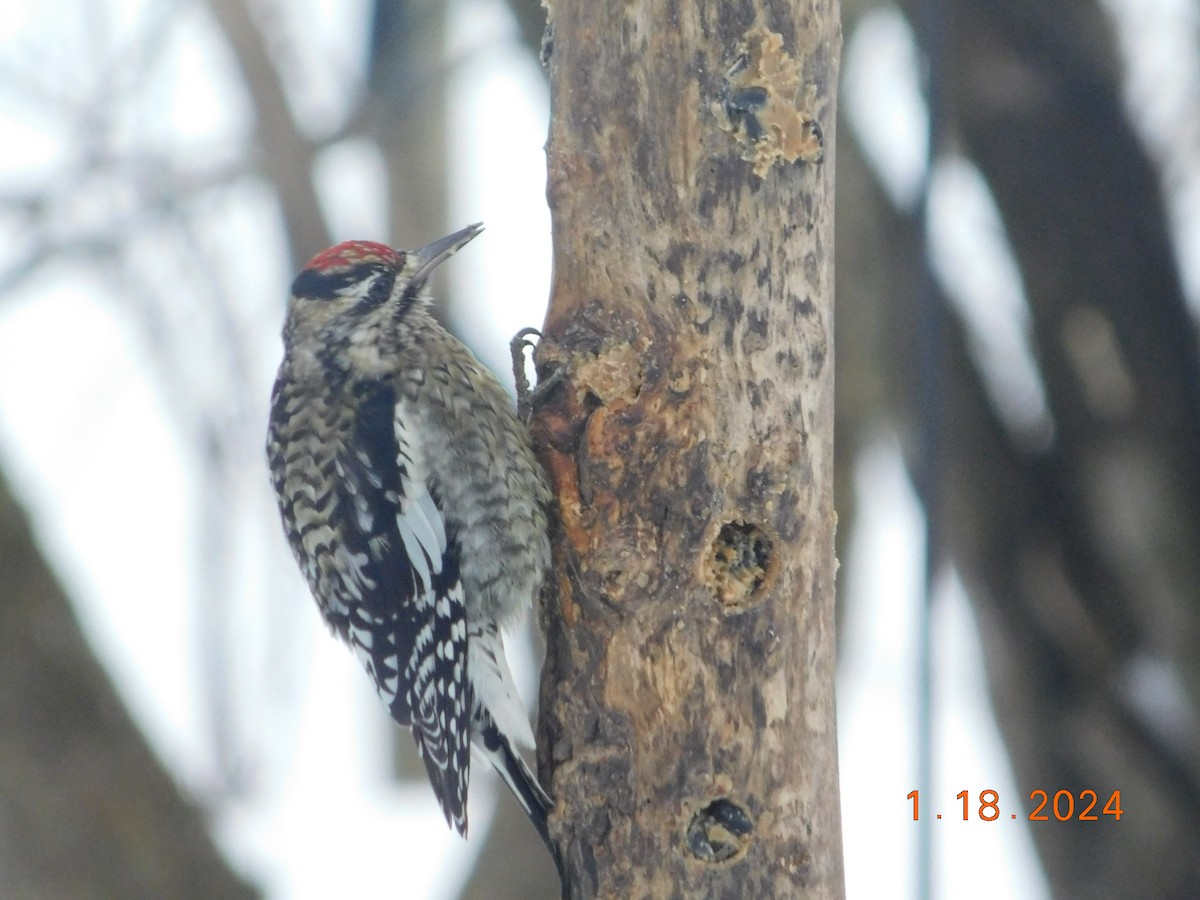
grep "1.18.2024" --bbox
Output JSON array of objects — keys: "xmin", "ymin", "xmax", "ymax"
[{"xmin": 907, "ymin": 789, "xmax": 1123, "ymax": 821}]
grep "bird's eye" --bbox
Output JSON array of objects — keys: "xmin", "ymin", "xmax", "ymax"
[{"xmin": 364, "ymin": 270, "xmax": 396, "ymax": 306}]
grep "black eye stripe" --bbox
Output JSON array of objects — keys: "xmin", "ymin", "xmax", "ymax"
[
  {"xmin": 291, "ymin": 265, "xmax": 393, "ymax": 300},
  {"xmin": 292, "ymin": 268, "xmax": 357, "ymax": 298}
]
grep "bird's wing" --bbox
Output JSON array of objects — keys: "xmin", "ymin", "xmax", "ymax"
[{"xmin": 338, "ymin": 378, "xmax": 472, "ymax": 832}]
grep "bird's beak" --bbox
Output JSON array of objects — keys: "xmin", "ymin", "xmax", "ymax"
[{"xmin": 410, "ymin": 223, "xmax": 484, "ymax": 285}]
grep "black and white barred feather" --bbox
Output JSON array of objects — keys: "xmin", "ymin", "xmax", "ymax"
[{"xmin": 266, "ymin": 226, "xmax": 556, "ymax": 857}]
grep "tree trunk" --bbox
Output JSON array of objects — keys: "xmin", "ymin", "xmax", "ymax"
[{"xmin": 533, "ymin": 2, "xmax": 844, "ymax": 897}]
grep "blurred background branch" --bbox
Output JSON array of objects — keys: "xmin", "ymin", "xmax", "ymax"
[{"xmin": 0, "ymin": 467, "xmax": 258, "ymax": 899}]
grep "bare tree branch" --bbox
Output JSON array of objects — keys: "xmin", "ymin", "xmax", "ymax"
[{"xmin": 204, "ymin": 0, "xmax": 332, "ymax": 267}]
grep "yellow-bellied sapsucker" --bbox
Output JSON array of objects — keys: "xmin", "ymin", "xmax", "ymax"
[{"xmin": 266, "ymin": 224, "xmax": 556, "ymax": 860}]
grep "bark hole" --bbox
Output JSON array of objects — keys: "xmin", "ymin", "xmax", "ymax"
[
  {"xmin": 706, "ymin": 520, "xmax": 774, "ymax": 608},
  {"xmin": 686, "ymin": 797, "xmax": 754, "ymax": 863}
]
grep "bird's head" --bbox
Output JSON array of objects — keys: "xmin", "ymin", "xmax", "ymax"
[{"xmin": 281, "ymin": 224, "xmax": 483, "ymax": 356}]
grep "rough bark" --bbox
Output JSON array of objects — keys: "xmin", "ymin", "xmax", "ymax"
[
  {"xmin": 0, "ymin": 472, "xmax": 258, "ymax": 900},
  {"xmin": 532, "ymin": 2, "xmax": 844, "ymax": 897}
]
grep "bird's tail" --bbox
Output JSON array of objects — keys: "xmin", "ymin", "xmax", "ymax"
[
  {"xmin": 474, "ymin": 711, "xmax": 555, "ymax": 855},
  {"xmin": 468, "ymin": 625, "xmax": 564, "ymax": 888},
  {"xmin": 473, "ymin": 712, "xmax": 566, "ymax": 895}
]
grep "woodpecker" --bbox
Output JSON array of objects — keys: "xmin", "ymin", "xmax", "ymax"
[{"xmin": 266, "ymin": 224, "xmax": 558, "ymax": 862}]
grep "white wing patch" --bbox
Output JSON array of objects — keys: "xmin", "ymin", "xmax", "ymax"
[{"xmin": 393, "ymin": 399, "xmax": 448, "ymax": 604}]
